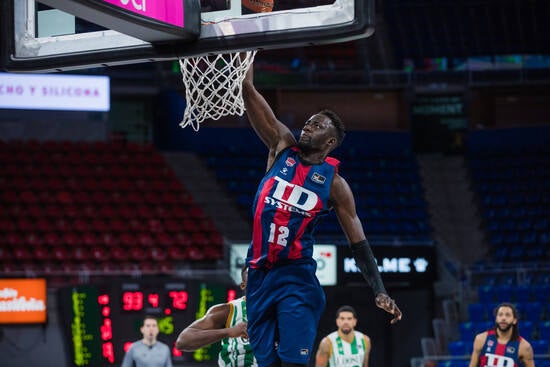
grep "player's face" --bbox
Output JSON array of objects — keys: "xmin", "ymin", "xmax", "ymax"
[
  {"xmin": 336, "ymin": 311, "xmax": 357, "ymax": 335},
  {"xmin": 298, "ymin": 114, "xmax": 336, "ymax": 151},
  {"xmin": 141, "ymin": 318, "xmax": 159, "ymax": 341},
  {"xmin": 494, "ymin": 306, "xmax": 516, "ymax": 332}
]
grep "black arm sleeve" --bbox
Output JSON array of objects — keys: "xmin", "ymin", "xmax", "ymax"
[{"xmin": 350, "ymin": 239, "xmax": 387, "ymax": 296}]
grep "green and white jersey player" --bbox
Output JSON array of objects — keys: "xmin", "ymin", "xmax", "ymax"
[
  {"xmin": 176, "ymin": 266, "xmax": 257, "ymax": 367},
  {"xmin": 316, "ymin": 306, "xmax": 371, "ymax": 367}
]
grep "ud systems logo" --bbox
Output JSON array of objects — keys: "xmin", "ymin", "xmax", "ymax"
[
  {"xmin": 264, "ymin": 177, "xmax": 320, "ymax": 216},
  {"xmin": 484, "ymin": 353, "xmax": 515, "ymax": 367}
]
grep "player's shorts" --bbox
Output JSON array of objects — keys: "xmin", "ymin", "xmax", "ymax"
[{"xmin": 246, "ymin": 259, "xmax": 326, "ymax": 366}]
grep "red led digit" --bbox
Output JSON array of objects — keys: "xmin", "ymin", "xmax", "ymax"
[
  {"xmin": 102, "ymin": 306, "xmax": 111, "ymax": 317},
  {"xmin": 122, "ymin": 291, "xmax": 143, "ymax": 311},
  {"xmin": 148, "ymin": 293, "xmax": 159, "ymax": 308},
  {"xmin": 100, "ymin": 318, "xmax": 113, "ymax": 340},
  {"xmin": 122, "ymin": 292, "xmax": 133, "ymax": 311},
  {"xmin": 227, "ymin": 289, "xmax": 236, "ymax": 302},
  {"xmin": 168, "ymin": 291, "xmax": 188, "ymax": 310},
  {"xmin": 98, "ymin": 294, "xmax": 110, "ymax": 305},
  {"xmin": 102, "ymin": 342, "xmax": 115, "ymax": 363}
]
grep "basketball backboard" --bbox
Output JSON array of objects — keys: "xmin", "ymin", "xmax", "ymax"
[{"xmin": 1, "ymin": 0, "xmax": 374, "ymax": 72}]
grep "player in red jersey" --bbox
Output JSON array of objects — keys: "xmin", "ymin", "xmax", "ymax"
[
  {"xmin": 469, "ymin": 302, "xmax": 535, "ymax": 367},
  {"xmin": 241, "ymin": 57, "xmax": 401, "ymax": 367}
]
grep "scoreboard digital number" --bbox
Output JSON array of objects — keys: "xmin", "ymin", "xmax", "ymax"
[{"xmin": 59, "ymin": 279, "xmax": 238, "ymax": 367}]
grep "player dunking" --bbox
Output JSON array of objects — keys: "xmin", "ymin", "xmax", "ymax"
[{"xmin": 241, "ymin": 57, "xmax": 402, "ymax": 367}]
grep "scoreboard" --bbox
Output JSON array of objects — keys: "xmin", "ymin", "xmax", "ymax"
[{"xmin": 58, "ymin": 278, "xmax": 238, "ymax": 367}]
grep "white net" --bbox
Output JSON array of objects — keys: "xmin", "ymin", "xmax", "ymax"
[{"xmin": 178, "ymin": 51, "xmax": 257, "ymax": 131}]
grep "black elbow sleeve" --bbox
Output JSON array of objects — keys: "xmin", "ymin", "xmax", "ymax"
[{"xmin": 350, "ymin": 239, "xmax": 387, "ymax": 296}]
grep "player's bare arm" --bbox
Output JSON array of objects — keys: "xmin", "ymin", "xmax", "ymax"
[
  {"xmin": 331, "ymin": 175, "xmax": 402, "ymax": 323},
  {"xmin": 242, "ymin": 62, "xmax": 295, "ymax": 169},
  {"xmin": 176, "ymin": 303, "xmax": 247, "ymax": 351},
  {"xmin": 315, "ymin": 337, "xmax": 332, "ymax": 367},
  {"xmin": 363, "ymin": 335, "xmax": 371, "ymax": 367},
  {"xmin": 519, "ymin": 339, "xmax": 535, "ymax": 367},
  {"xmin": 330, "ymin": 174, "xmax": 366, "ymax": 244},
  {"xmin": 468, "ymin": 332, "xmax": 487, "ymax": 367}
]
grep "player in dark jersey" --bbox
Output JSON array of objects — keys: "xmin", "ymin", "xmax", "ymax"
[
  {"xmin": 241, "ymin": 57, "xmax": 402, "ymax": 367},
  {"xmin": 469, "ymin": 302, "xmax": 535, "ymax": 367}
]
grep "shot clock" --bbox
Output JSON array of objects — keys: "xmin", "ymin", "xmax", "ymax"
[{"xmin": 59, "ymin": 278, "xmax": 238, "ymax": 367}]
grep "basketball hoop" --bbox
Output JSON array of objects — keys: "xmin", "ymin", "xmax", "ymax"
[{"xmin": 178, "ymin": 51, "xmax": 257, "ymax": 131}]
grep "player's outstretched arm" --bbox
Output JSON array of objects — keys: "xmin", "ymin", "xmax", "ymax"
[
  {"xmin": 176, "ymin": 303, "xmax": 247, "ymax": 351},
  {"xmin": 242, "ymin": 58, "xmax": 296, "ymax": 169},
  {"xmin": 331, "ymin": 174, "xmax": 402, "ymax": 324}
]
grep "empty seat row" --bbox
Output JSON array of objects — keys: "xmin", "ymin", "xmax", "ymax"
[
  {"xmin": 0, "ymin": 140, "xmax": 225, "ymax": 272},
  {"xmin": 1, "ymin": 216, "xmax": 212, "ymax": 233},
  {"xmin": 448, "ymin": 338, "xmax": 550, "ymax": 356},
  {"xmin": 468, "ymin": 301, "xmax": 550, "ymax": 323},
  {"xmin": 1, "ymin": 230, "xmax": 223, "ymax": 248},
  {"xmin": 1, "ymin": 243, "xmax": 222, "ymax": 263}
]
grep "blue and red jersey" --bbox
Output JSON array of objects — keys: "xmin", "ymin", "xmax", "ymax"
[
  {"xmin": 479, "ymin": 329, "xmax": 522, "ymax": 367},
  {"xmin": 247, "ymin": 147, "xmax": 339, "ymax": 269}
]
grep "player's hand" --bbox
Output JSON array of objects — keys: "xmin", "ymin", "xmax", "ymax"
[
  {"xmin": 375, "ymin": 293, "xmax": 402, "ymax": 324},
  {"xmin": 228, "ymin": 322, "xmax": 249, "ymax": 339}
]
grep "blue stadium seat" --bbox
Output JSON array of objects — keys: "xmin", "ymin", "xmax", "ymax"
[
  {"xmin": 474, "ymin": 321, "xmax": 494, "ymax": 334},
  {"xmin": 484, "ymin": 302, "xmax": 499, "ymax": 319},
  {"xmin": 448, "ymin": 341, "xmax": 468, "ymax": 356},
  {"xmin": 478, "ymin": 286, "xmax": 496, "ymax": 303},
  {"xmin": 514, "ymin": 285, "xmax": 531, "ymax": 302},
  {"xmin": 506, "ymin": 244, "xmax": 525, "ymax": 260},
  {"xmin": 532, "ymin": 284, "xmax": 550, "ymax": 303},
  {"xmin": 438, "ymin": 360, "xmax": 469, "ymax": 367},
  {"xmin": 539, "ymin": 321, "xmax": 550, "ymax": 340},
  {"xmin": 525, "ymin": 244, "xmax": 544, "ymax": 260},
  {"xmin": 468, "ymin": 303, "xmax": 487, "ymax": 322},
  {"xmin": 458, "ymin": 322, "xmax": 477, "ymax": 341},
  {"xmin": 489, "ymin": 233, "xmax": 505, "ymax": 247},
  {"xmin": 479, "ymin": 275, "xmax": 499, "ymax": 287},
  {"xmin": 523, "ymin": 302, "xmax": 544, "ymax": 322},
  {"xmin": 531, "ymin": 340, "xmax": 549, "ymax": 355},
  {"xmin": 520, "ymin": 320, "xmax": 535, "ymax": 339}
]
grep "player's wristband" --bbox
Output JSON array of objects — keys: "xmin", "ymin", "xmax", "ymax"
[{"xmin": 350, "ymin": 239, "xmax": 387, "ymax": 296}]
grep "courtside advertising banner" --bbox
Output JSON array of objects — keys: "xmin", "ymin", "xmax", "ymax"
[
  {"xmin": 0, "ymin": 278, "xmax": 47, "ymax": 324},
  {"xmin": 0, "ymin": 73, "xmax": 110, "ymax": 111},
  {"xmin": 337, "ymin": 244, "xmax": 436, "ymax": 287},
  {"xmin": 229, "ymin": 244, "xmax": 337, "ymax": 286}
]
